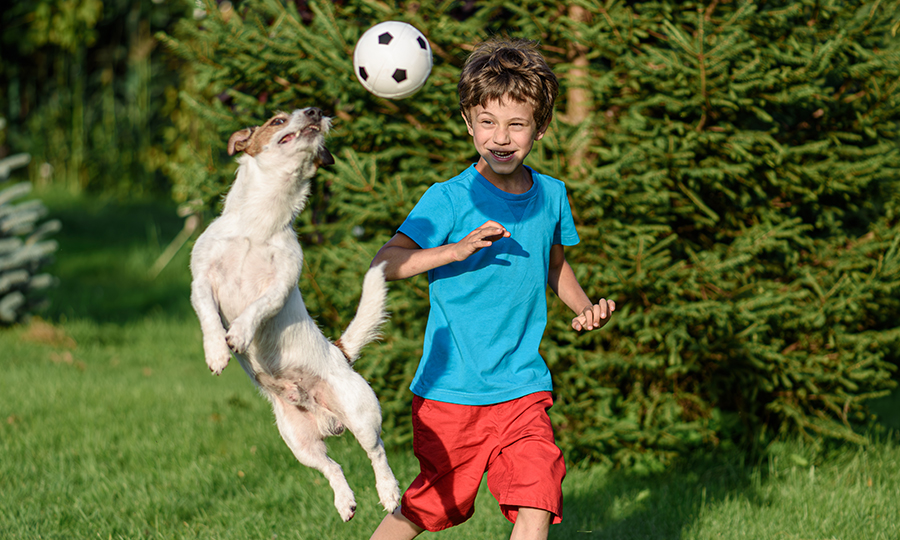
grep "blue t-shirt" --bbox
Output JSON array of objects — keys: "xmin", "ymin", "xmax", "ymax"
[{"xmin": 398, "ymin": 164, "xmax": 580, "ymax": 405}]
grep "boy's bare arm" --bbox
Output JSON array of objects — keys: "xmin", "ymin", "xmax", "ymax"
[
  {"xmin": 547, "ymin": 244, "xmax": 615, "ymax": 331},
  {"xmin": 371, "ymin": 221, "xmax": 510, "ymax": 281},
  {"xmin": 370, "ymin": 232, "xmax": 453, "ymax": 281}
]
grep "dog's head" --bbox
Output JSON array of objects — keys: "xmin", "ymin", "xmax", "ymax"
[{"xmin": 226, "ymin": 108, "xmax": 334, "ymax": 168}]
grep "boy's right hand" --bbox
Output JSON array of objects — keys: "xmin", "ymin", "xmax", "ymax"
[{"xmin": 452, "ymin": 220, "xmax": 510, "ymax": 261}]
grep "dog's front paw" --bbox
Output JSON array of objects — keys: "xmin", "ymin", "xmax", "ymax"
[
  {"xmin": 204, "ymin": 339, "xmax": 231, "ymax": 375},
  {"xmin": 334, "ymin": 490, "xmax": 357, "ymax": 522},
  {"xmin": 377, "ymin": 475, "xmax": 401, "ymax": 513},
  {"xmin": 225, "ymin": 320, "xmax": 254, "ymax": 354}
]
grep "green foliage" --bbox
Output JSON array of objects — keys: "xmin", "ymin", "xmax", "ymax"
[
  {"xmin": 561, "ymin": 0, "xmax": 900, "ymax": 468},
  {"xmin": 160, "ymin": 0, "xmax": 900, "ymax": 469},
  {"xmin": 0, "ymin": 0, "xmax": 193, "ymax": 195},
  {"xmin": 4, "ymin": 0, "xmax": 104, "ymax": 52}
]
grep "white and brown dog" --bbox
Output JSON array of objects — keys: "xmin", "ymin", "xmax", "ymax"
[{"xmin": 189, "ymin": 107, "xmax": 400, "ymax": 521}]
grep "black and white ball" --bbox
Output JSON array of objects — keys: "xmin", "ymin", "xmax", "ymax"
[{"xmin": 353, "ymin": 21, "xmax": 432, "ymax": 100}]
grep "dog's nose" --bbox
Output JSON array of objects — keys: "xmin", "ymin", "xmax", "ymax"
[{"xmin": 305, "ymin": 108, "xmax": 322, "ymax": 122}]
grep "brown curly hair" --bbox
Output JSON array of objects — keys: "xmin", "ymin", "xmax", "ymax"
[{"xmin": 458, "ymin": 38, "xmax": 559, "ymax": 130}]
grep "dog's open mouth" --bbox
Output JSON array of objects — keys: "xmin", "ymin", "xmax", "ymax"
[{"xmin": 279, "ymin": 125, "xmax": 321, "ymax": 145}]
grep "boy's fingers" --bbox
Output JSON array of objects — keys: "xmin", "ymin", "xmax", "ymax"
[
  {"xmin": 472, "ymin": 222, "xmax": 507, "ymax": 243},
  {"xmin": 578, "ymin": 307, "xmax": 595, "ymax": 330},
  {"xmin": 573, "ymin": 301, "xmax": 615, "ymax": 331},
  {"xmin": 480, "ymin": 221, "xmax": 509, "ymax": 238},
  {"xmin": 597, "ymin": 299, "xmax": 616, "ymax": 320},
  {"xmin": 598, "ymin": 300, "xmax": 612, "ymax": 321}
]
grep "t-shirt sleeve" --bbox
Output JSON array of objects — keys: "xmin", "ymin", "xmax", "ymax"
[
  {"xmin": 555, "ymin": 185, "xmax": 580, "ymax": 246},
  {"xmin": 397, "ymin": 184, "xmax": 453, "ymax": 249}
]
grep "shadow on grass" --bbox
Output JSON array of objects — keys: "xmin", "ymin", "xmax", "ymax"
[
  {"xmin": 553, "ymin": 449, "xmax": 763, "ymax": 540},
  {"xmin": 869, "ymin": 388, "xmax": 900, "ymax": 432},
  {"xmin": 38, "ymin": 190, "xmax": 196, "ymax": 324},
  {"xmin": 554, "ymin": 394, "xmax": 900, "ymax": 540}
]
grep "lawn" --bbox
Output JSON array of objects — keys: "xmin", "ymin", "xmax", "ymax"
[{"xmin": 1, "ymin": 190, "xmax": 898, "ymax": 539}]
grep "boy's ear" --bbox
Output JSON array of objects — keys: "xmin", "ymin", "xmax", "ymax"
[
  {"xmin": 461, "ymin": 111, "xmax": 475, "ymax": 136},
  {"xmin": 535, "ymin": 115, "xmax": 551, "ymax": 141}
]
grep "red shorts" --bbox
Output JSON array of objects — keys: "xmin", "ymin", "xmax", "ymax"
[{"xmin": 400, "ymin": 391, "xmax": 566, "ymax": 532}]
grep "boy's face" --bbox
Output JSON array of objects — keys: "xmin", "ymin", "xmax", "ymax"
[{"xmin": 462, "ymin": 98, "xmax": 548, "ymax": 187}]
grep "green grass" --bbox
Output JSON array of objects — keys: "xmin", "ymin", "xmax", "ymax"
[{"xmin": 1, "ymin": 189, "xmax": 899, "ymax": 539}]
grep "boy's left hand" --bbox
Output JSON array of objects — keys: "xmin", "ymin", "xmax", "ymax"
[{"xmin": 572, "ymin": 299, "xmax": 615, "ymax": 332}]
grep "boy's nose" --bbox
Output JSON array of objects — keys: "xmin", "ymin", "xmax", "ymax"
[{"xmin": 493, "ymin": 126, "xmax": 511, "ymax": 144}]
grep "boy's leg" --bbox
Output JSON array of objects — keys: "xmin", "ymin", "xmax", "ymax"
[
  {"xmin": 486, "ymin": 392, "xmax": 566, "ymax": 527},
  {"xmin": 399, "ymin": 396, "xmax": 495, "ymax": 531},
  {"xmin": 370, "ymin": 507, "xmax": 425, "ymax": 540},
  {"xmin": 510, "ymin": 507, "xmax": 552, "ymax": 540}
]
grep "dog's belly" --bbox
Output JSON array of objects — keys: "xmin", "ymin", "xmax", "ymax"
[{"xmin": 232, "ymin": 285, "xmax": 337, "ymax": 381}]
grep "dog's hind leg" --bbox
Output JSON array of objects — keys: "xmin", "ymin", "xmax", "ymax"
[
  {"xmin": 345, "ymin": 416, "xmax": 400, "ymax": 513},
  {"xmin": 270, "ymin": 393, "xmax": 357, "ymax": 521},
  {"xmin": 332, "ymin": 376, "xmax": 401, "ymax": 513}
]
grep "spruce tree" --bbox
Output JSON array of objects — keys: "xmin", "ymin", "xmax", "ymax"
[{"xmin": 159, "ymin": 0, "xmax": 900, "ymax": 468}]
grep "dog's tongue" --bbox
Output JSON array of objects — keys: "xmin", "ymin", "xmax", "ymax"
[{"xmin": 280, "ymin": 132, "xmax": 297, "ymax": 144}]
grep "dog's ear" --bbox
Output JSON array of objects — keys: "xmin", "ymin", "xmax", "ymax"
[
  {"xmin": 228, "ymin": 127, "xmax": 255, "ymax": 156},
  {"xmin": 316, "ymin": 147, "xmax": 335, "ymax": 167}
]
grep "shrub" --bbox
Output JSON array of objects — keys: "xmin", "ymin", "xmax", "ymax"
[
  {"xmin": 0, "ymin": 151, "xmax": 59, "ymax": 324},
  {"xmin": 159, "ymin": 0, "xmax": 900, "ymax": 469}
]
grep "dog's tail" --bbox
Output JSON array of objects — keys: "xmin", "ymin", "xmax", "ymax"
[{"xmin": 335, "ymin": 262, "xmax": 388, "ymax": 365}]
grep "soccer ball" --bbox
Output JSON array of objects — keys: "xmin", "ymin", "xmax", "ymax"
[{"xmin": 353, "ymin": 21, "xmax": 433, "ymax": 100}]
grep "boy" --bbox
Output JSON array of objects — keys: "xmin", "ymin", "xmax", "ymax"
[{"xmin": 369, "ymin": 38, "xmax": 615, "ymax": 540}]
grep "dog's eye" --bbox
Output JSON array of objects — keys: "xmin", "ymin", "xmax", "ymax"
[{"xmin": 272, "ymin": 118, "xmax": 285, "ymax": 126}]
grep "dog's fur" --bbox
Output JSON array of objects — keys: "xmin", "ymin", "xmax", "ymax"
[{"xmin": 189, "ymin": 108, "xmax": 400, "ymax": 521}]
